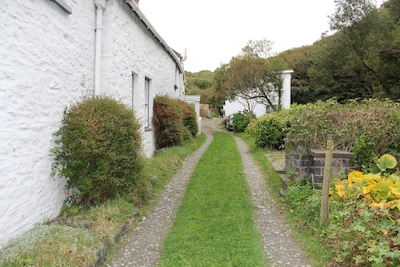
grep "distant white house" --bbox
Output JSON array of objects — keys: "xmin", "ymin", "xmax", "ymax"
[
  {"xmin": 223, "ymin": 69, "xmax": 294, "ymax": 117},
  {"xmin": 0, "ymin": 0, "xmax": 193, "ymax": 248}
]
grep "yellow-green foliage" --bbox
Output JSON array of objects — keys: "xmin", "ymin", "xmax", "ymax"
[
  {"xmin": 328, "ymin": 154, "xmax": 400, "ymax": 266},
  {"xmin": 332, "ymin": 154, "xmax": 400, "ymax": 210}
]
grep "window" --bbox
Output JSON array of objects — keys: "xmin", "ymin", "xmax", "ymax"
[
  {"xmin": 174, "ymin": 65, "xmax": 178, "ymax": 90},
  {"xmin": 131, "ymin": 72, "xmax": 138, "ymax": 110},
  {"xmin": 144, "ymin": 77, "xmax": 151, "ymax": 129}
]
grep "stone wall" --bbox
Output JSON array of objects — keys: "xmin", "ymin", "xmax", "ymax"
[
  {"xmin": 285, "ymin": 141, "xmax": 353, "ymax": 188},
  {"xmin": 0, "ymin": 0, "xmax": 185, "ymax": 248},
  {"xmin": 308, "ymin": 149, "xmax": 353, "ymax": 188},
  {"xmin": 285, "ymin": 140, "xmax": 311, "ymax": 179}
]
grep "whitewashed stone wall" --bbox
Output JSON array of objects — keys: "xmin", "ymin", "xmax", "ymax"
[
  {"xmin": 0, "ymin": 0, "xmax": 185, "ymax": 248},
  {"xmin": 101, "ymin": 0, "xmax": 185, "ymax": 157}
]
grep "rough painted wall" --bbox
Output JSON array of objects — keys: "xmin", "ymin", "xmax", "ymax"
[
  {"xmin": 223, "ymin": 101, "xmax": 267, "ymax": 118},
  {"xmin": 0, "ymin": 1, "xmax": 96, "ymax": 248},
  {"xmin": 0, "ymin": 0, "xmax": 185, "ymax": 247},
  {"xmin": 101, "ymin": 0, "xmax": 185, "ymax": 157}
]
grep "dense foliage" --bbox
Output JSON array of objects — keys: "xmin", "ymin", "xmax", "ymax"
[
  {"xmin": 248, "ymin": 115, "xmax": 285, "ymax": 149},
  {"xmin": 284, "ymin": 99, "xmax": 400, "ymax": 167},
  {"xmin": 51, "ymin": 97, "xmax": 144, "ymax": 207},
  {"xmin": 231, "ymin": 111, "xmax": 255, "ymax": 133},
  {"xmin": 192, "ymin": 0, "xmax": 400, "ymax": 107},
  {"xmin": 185, "ymin": 70, "xmax": 226, "ymax": 112},
  {"xmin": 216, "ymin": 0, "xmax": 400, "ymax": 105},
  {"xmin": 247, "ymin": 99, "xmax": 400, "ymax": 167},
  {"xmin": 285, "ymin": 154, "xmax": 400, "ymax": 266},
  {"xmin": 328, "ymin": 154, "xmax": 400, "ymax": 266},
  {"xmin": 153, "ymin": 95, "xmax": 198, "ymax": 149}
]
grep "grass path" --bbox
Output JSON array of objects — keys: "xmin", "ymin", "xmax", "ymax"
[{"xmin": 158, "ymin": 132, "xmax": 268, "ymax": 266}]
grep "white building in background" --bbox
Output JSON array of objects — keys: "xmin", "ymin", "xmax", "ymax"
[
  {"xmin": 223, "ymin": 69, "xmax": 294, "ymax": 117},
  {"xmin": 0, "ymin": 0, "xmax": 192, "ymax": 248}
]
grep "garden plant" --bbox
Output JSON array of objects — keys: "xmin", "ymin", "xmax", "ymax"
[
  {"xmin": 152, "ymin": 95, "xmax": 198, "ymax": 149},
  {"xmin": 51, "ymin": 96, "xmax": 144, "ymax": 207}
]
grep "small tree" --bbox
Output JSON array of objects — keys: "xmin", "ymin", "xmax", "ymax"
[{"xmin": 223, "ymin": 39, "xmax": 286, "ymax": 113}]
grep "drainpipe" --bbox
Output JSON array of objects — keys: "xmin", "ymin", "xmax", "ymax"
[{"xmin": 94, "ymin": 0, "xmax": 107, "ymax": 96}]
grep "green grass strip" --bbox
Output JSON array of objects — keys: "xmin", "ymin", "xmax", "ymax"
[{"xmin": 159, "ymin": 132, "xmax": 267, "ymax": 267}]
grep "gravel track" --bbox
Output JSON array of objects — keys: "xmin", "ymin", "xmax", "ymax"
[
  {"xmin": 232, "ymin": 134, "xmax": 310, "ymax": 267},
  {"xmin": 106, "ymin": 118, "xmax": 311, "ymax": 267}
]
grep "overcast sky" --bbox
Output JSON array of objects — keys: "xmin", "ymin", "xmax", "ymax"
[{"xmin": 139, "ymin": 0, "xmax": 383, "ymax": 72}]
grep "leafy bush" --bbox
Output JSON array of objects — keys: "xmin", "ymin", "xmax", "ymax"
[
  {"xmin": 153, "ymin": 95, "xmax": 198, "ymax": 149},
  {"xmin": 244, "ymin": 119, "xmax": 257, "ymax": 135},
  {"xmin": 285, "ymin": 179, "xmax": 321, "ymax": 225},
  {"xmin": 51, "ymin": 96, "xmax": 144, "ymax": 207},
  {"xmin": 254, "ymin": 115, "xmax": 285, "ymax": 149},
  {"xmin": 232, "ymin": 111, "xmax": 255, "ymax": 133},
  {"xmin": 351, "ymin": 136, "xmax": 378, "ymax": 169},
  {"xmin": 328, "ymin": 154, "xmax": 400, "ymax": 266}
]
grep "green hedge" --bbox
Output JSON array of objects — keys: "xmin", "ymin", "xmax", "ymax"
[
  {"xmin": 51, "ymin": 97, "xmax": 144, "ymax": 207},
  {"xmin": 253, "ymin": 115, "xmax": 285, "ymax": 149},
  {"xmin": 232, "ymin": 111, "xmax": 255, "ymax": 133},
  {"xmin": 249, "ymin": 99, "xmax": 400, "ymax": 168},
  {"xmin": 285, "ymin": 99, "xmax": 400, "ymax": 168}
]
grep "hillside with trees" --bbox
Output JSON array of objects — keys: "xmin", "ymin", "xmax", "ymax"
[{"xmin": 186, "ymin": 0, "xmax": 400, "ymax": 106}]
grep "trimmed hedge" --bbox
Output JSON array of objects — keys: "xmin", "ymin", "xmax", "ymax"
[
  {"xmin": 249, "ymin": 99, "xmax": 400, "ymax": 168},
  {"xmin": 51, "ymin": 96, "xmax": 144, "ymax": 207}
]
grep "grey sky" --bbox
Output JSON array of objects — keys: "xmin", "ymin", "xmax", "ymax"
[{"xmin": 140, "ymin": 0, "xmax": 384, "ymax": 72}]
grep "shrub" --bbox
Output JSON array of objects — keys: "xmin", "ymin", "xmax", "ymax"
[
  {"xmin": 153, "ymin": 95, "xmax": 198, "ymax": 149},
  {"xmin": 254, "ymin": 115, "xmax": 285, "ymax": 149},
  {"xmin": 51, "ymin": 96, "xmax": 144, "ymax": 207},
  {"xmin": 284, "ymin": 179, "xmax": 321, "ymax": 225},
  {"xmin": 232, "ymin": 111, "xmax": 255, "ymax": 133},
  {"xmin": 245, "ymin": 119, "xmax": 257, "ymax": 136},
  {"xmin": 328, "ymin": 154, "xmax": 400, "ymax": 266}
]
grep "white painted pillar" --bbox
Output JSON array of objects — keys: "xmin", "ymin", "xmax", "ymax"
[{"xmin": 281, "ymin": 69, "xmax": 294, "ymax": 109}]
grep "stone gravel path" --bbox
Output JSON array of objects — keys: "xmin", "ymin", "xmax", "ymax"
[
  {"xmin": 232, "ymin": 134, "xmax": 310, "ymax": 267},
  {"xmin": 107, "ymin": 118, "xmax": 311, "ymax": 267}
]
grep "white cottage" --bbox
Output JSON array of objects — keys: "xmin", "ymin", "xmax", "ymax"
[
  {"xmin": 223, "ymin": 69, "xmax": 294, "ymax": 117},
  {"xmin": 0, "ymin": 0, "xmax": 189, "ymax": 248}
]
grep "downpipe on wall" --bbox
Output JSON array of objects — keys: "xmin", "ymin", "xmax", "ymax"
[{"xmin": 94, "ymin": 0, "xmax": 107, "ymax": 96}]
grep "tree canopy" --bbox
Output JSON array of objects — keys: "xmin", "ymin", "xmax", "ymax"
[{"xmin": 215, "ymin": 39, "xmax": 286, "ymax": 113}]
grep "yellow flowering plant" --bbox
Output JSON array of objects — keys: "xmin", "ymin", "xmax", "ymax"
[
  {"xmin": 327, "ymin": 154, "xmax": 400, "ymax": 266},
  {"xmin": 331, "ymin": 154, "xmax": 400, "ymax": 211}
]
